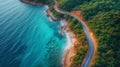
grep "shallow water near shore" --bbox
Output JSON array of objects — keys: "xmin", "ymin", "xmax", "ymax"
[{"xmin": 0, "ymin": 0, "xmax": 67, "ymax": 67}]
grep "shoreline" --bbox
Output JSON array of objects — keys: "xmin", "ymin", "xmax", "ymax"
[
  {"xmin": 21, "ymin": 0, "xmax": 78, "ymax": 67},
  {"xmin": 44, "ymin": 1, "xmax": 78, "ymax": 67},
  {"xmin": 21, "ymin": 0, "xmax": 59, "ymax": 21},
  {"xmin": 46, "ymin": 4, "xmax": 77, "ymax": 66},
  {"xmin": 53, "ymin": 1, "xmax": 79, "ymax": 67},
  {"xmin": 60, "ymin": 20, "xmax": 78, "ymax": 67},
  {"xmin": 46, "ymin": 9, "xmax": 59, "ymax": 21},
  {"xmin": 46, "ymin": 12, "xmax": 77, "ymax": 67}
]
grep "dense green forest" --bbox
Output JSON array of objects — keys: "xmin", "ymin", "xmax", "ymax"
[{"xmin": 23, "ymin": 0, "xmax": 120, "ymax": 67}]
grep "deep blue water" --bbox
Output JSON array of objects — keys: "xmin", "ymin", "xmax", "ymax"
[{"xmin": 0, "ymin": 0, "xmax": 66, "ymax": 67}]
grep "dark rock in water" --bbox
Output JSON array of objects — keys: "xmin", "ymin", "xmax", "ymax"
[
  {"xmin": 21, "ymin": 0, "xmax": 43, "ymax": 6},
  {"xmin": 21, "ymin": 0, "xmax": 50, "ymax": 6}
]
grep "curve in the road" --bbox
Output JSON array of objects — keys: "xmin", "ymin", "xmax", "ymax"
[{"xmin": 54, "ymin": 0, "xmax": 97, "ymax": 67}]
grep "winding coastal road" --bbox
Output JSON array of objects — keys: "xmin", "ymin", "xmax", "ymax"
[{"xmin": 54, "ymin": 0, "xmax": 97, "ymax": 67}]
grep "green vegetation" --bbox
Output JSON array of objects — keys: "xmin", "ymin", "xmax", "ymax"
[
  {"xmin": 90, "ymin": 10, "xmax": 120, "ymax": 67},
  {"xmin": 58, "ymin": 0, "xmax": 91, "ymax": 11}
]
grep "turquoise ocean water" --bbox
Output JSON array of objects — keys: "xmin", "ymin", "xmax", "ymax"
[{"xmin": 0, "ymin": 0, "xmax": 66, "ymax": 67}]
